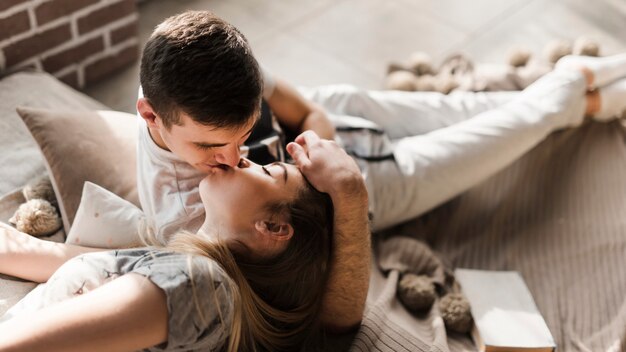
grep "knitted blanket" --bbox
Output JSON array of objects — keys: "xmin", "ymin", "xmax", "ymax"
[{"xmin": 341, "ymin": 121, "xmax": 626, "ymax": 352}]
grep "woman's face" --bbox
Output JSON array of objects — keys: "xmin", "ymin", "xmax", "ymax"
[{"xmin": 198, "ymin": 158, "xmax": 305, "ymax": 259}]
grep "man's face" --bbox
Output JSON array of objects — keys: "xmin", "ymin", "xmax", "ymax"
[{"xmin": 157, "ymin": 111, "xmax": 257, "ymax": 173}]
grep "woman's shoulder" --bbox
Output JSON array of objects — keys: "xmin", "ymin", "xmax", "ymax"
[
  {"xmin": 109, "ymin": 247, "xmax": 231, "ymax": 283},
  {"xmin": 120, "ymin": 248, "xmax": 235, "ymax": 351}
]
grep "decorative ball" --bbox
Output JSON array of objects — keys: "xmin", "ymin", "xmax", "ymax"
[
  {"xmin": 23, "ymin": 176, "xmax": 56, "ymax": 204},
  {"xmin": 408, "ymin": 52, "xmax": 435, "ymax": 75},
  {"xmin": 573, "ymin": 37, "xmax": 600, "ymax": 57},
  {"xmin": 387, "ymin": 62, "xmax": 409, "ymax": 74},
  {"xmin": 508, "ymin": 48, "xmax": 532, "ymax": 67},
  {"xmin": 544, "ymin": 40, "xmax": 572, "ymax": 64},
  {"xmin": 414, "ymin": 74, "xmax": 438, "ymax": 91},
  {"xmin": 9, "ymin": 199, "xmax": 62, "ymax": 237},
  {"xmin": 434, "ymin": 74, "xmax": 459, "ymax": 94},
  {"xmin": 398, "ymin": 274, "xmax": 437, "ymax": 311},
  {"xmin": 439, "ymin": 293, "xmax": 473, "ymax": 333},
  {"xmin": 386, "ymin": 71, "xmax": 417, "ymax": 91}
]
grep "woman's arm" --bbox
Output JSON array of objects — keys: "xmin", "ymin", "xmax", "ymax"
[
  {"xmin": 0, "ymin": 273, "xmax": 168, "ymax": 352},
  {"xmin": 266, "ymin": 78, "xmax": 336, "ymax": 140},
  {"xmin": 0, "ymin": 223, "xmax": 103, "ymax": 282}
]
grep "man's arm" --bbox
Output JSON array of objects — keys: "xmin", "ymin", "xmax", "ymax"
[
  {"xmin": 0, "ymin": 223, "xmax": 104, "ymax": 282},
  {"xmin": 0, "ymin": 273, "xmax": 168, "ymax": 352},
  {"xmin": 266, "ymin": 78, "xmax": 336, "ymax": 140},
  {"xmin": 287, "ymin": 131, "xmax": 370, "ymax": 333}
]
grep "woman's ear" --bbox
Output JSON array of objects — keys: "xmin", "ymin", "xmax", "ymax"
[{"xmin": 254, "ymin": 220, "xmax": 294, "ymax": 241}]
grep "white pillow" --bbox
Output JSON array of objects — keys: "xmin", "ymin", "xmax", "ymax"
[
  {"xmin": 1, "ymin": 184, "xmax": 142, "ymax": 324},
  {"xmin": 66, "ymin": 182, "xmax": 144, "ymax": 248}
]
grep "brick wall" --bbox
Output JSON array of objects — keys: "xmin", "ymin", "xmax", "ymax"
[{"xmin": 0, "ymin": 0, "xmax": 139, "ymax": 88}]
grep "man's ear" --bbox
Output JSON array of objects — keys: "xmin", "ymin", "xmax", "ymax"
[
  {"xmin": 137, "ymin": 98, "xmax": 160, "ymax": 129},
  {"xmin": 254, "ymin": 220, "xmax": 294, "ymax": 241}
]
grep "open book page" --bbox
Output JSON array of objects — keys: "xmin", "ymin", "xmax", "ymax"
[{"xmin": 455, "ymin": 269, "xmax": 555, "ymax": 350}]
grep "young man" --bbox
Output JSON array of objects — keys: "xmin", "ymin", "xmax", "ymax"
[{"xmin": 135, "ymin": 11, "xmax": 370, "ymax": 332}]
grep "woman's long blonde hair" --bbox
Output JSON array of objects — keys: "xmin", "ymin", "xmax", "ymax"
[{"xmin": 162, "ymin": 180, "xmax": 334, "ymax": 351}]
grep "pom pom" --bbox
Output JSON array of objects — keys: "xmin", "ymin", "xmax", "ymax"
[
  {"xmin": 544, "ymin": 40, "xmax": 572, "ymax": 64},
  {"xmin": 23, "ymin": 175, "xmax": 56, "ymax": 204},
  {"xmin": 508, "ymin": 48, "xmax": 532, "ymax": 67},
  {"xmin": 398, "ymin": 274, "xmax": 437, "ymax": 311},
  {"xmin": 434, "ymin": 74, "xmax": 459, "ymax": 94},
  {"xmin": 9, "ymin": 199, "xmax": 62, "ymax": 237},
  {"xmin": 386, "ymin": 71, "xmax": 417, "ymax": 91},
  {"xmin": 439, "ymin": 293, "xmax": 473, "ymax": 333},
  {"xmin": 573, "ymin": 37, "xmax": 600, "ymax": 57},
  {"xmin": 414, "ymin": 74, "xmax": 437, "ymax": 91},
  {"xmin": 407, "ymin": 52, "xmax": 435, "ymax": 75},
  {"xmin": 387, "ymin": 62, "xmax": 409, "ymax": 74}
]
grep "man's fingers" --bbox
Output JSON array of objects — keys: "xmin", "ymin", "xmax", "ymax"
[
  {"xmin": 301, "ymin": 130, "xmax": 321, "ymax": 146},
  {"xmin": 294, "ymin": 134, "xmax": 306, "ymax": 145},
  {"xmin": 294, "ymin": 130, "xmax": 321, "ymax": 147},
  {"xmin": 287, "ymin": 142, "xmax": 312, "ymax": 170}
]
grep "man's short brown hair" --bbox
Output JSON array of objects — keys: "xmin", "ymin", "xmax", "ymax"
[{"xmin": 140, "ymin": 11, "xmax": 262, "ymax": 129}]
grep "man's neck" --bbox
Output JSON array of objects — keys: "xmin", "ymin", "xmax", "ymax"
[{"xmin": 147, "ymin": 125, "xmax": 170, "ymax": 151}]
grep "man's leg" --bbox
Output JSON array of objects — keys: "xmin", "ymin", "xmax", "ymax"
[
  {"xmin": 298, "ymin": 85, "xmax": 518, "ymax": 139},
  {"xmin": 364, "ymin": 69, "xmax": 588, "ymax": 231},
  {"xmin": 556, "ymin": 53, "xmax": 626, "ymax": 89}
]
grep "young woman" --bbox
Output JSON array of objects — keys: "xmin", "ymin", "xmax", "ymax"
[{"xmin": 0, "ymin": 158, "xmax": 334, "ymax": 352}]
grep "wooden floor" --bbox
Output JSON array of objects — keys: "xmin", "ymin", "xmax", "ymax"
[{"xmin": 85, "ymin": 0, "xmax": 626, "ymax": 112}]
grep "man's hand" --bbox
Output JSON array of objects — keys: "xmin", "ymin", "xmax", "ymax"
[
  {"xmin": 287, "ymin": 130, "xmax": 371, "ymax": 332},
  {"xmin": 287, "ymin": 130, "xmax": 365, "ymax": 199}
]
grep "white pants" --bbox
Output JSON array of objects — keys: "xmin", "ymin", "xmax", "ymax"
[{"xmin": 298, "ymin": 70, "xmax": 587, "ymax": 231}]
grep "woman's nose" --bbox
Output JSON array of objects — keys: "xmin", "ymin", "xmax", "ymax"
[{"xmin": 236, "ymin": 158, "xmax": 264, "ymax": 173}]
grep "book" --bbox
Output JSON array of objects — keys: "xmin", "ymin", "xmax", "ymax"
[{"xmin": 455, "ymin": 269, "xmax": 556, "ymax": 352}]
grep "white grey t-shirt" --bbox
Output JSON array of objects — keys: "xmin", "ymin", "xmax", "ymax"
[
  {"xmin": 137, "ymin": 68, "xmax": 280, "ymax": 244},
  {"xmin": 136, "ymin": 113, "xmax": 205, "ymax": 244}
]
